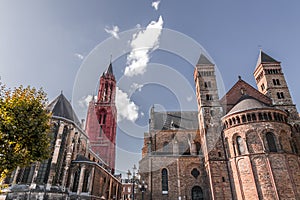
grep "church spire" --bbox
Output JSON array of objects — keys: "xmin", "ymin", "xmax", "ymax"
[
  {"xmin": 197, "ymin": 54, "xmax": 214, "ymax": 65},
  {"xmin": 255, "ymin": 50, "xmax": 280, "ymax": 70},
  {"xmin": 106, "ymin": 62, "xmax": 114, "ymax": 75}
]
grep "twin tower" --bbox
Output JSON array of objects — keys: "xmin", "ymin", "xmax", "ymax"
[
  {"xmin": 86, "ymin": 50, "xmax": 300, "ymax": 199},
  {"xmin": 194, "ymin": 50, "xmax": 300, "ymax": 199}
]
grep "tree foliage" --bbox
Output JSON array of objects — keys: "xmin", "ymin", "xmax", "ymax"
[{"xmin": 0, "ymin": 84, "xmax": 51, "ymax": 179}]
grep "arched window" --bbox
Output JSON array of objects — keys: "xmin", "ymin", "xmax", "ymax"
[
  {"xmin": 242, "ymin": 115, "xmax": 246, "ymax": 123},
  {"xmin": 236, "ymin": 116, "xmax": 240, "ymax": 124},
  {"xmin": 99, "ymin": 109, "xmax": 107, "ymax": 125},
  {"xmin": 191, "ymin": 186, "xmax": 204, "ymax": 200},
  {"xmin": 266, "ymin": 132, "xmax": 277, "ymax": 152},
  {"xmin": 252, "ymin": 113, "xmax": 257, "ymax": 121},
  {"xmin": 162, "ymin": 168, "xmax": 168, "ymax": 194},
  {"xmin": 82, "ymin": 170, "xmax": 90, "ymax": 193},
  {"xmin": 72, "ymin": 167, "xmax": 81, "ymax": 192},
  {"xmin": 236, "ymin": 136, "xmax": 245, "ymax": 155}
]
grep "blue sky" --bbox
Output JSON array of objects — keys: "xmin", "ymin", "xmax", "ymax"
[{"xmin": 1, "ymin": 0, "xmax": 300, "ymax": 175}]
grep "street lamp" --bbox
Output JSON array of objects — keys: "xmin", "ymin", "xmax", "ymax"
[
  {"xmin": 127, "ymin": 164, "xmax": 138, "ymax": 200},
  {"xmin": 138, "ymin": 180, "xmax": 148, "ymax": 200}
]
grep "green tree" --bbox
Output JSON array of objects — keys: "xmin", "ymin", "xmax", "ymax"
[{"xmin": 0, "ymin": 84, "xmax": 51, "ymax": 180}]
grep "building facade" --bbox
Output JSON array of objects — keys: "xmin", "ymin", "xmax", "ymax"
[
  {"xmin": 140, "ymin": 51, "xmax": 300, "ymax": 200},
  {"xmin": 4, "ymin": 63, "xmax": 121, "ymax": 200}
]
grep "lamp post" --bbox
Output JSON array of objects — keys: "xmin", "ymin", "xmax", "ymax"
[
  {"xmin": 127, "ymin": 164, "xmax": 138, "ymax": 200},
  {"xmin": 138, "ymin": 180, "xmax": 148, "ymax": 200}
]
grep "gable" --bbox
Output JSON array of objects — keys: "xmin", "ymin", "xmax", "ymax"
[{"xmin": 220, "ymin": 79, "xmax": 272, "ymax": 114}]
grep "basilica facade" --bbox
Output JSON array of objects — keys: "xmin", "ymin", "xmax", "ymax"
[{"xmin": 139, "ymin": 51, "xmax": 300, "ymax": 200}]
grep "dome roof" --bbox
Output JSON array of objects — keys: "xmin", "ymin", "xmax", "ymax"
[{"xmin": 226, "ymin": 96, "xmax": 270, "ymax": 116}]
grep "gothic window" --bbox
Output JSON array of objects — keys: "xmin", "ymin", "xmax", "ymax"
[
  {"xmin": 104, "ymin": 82, "xmax": 108, "ymax": 101},
  {"xmin": 21, "ymin": 166, "xmax": 32, "ymax": 183},
  {"xmin": 103, "ymin": 114, "xmax": 106, "ymax": 124},
  {"xmin": 266, "ymin": 132, "xmax": 277, "ymax": 152},
  {"xmin": 191, "ymin": 186, "xmax": 204, "ymax": 200},
  {"xmin": 99, "ymin": 109, "xmax": 107, "ymax": 125},
  {"xmin": 161, "ymin": 168, "xmax": 168, "ymax": 194},
  {"xmin": 109, "ymin": 84, "xmax": 113, "ymax": 100},
  {"xmin": 36, "ymin": 159, "xmax": 50, "ymax": 184},
  {"xmin": 236, "ymin": 136, "xmax": 245, "ymax": 155},
  {"xmin": 72, "ymin": 167, "xmax": 81, "ymax": 192},
  {"xmin": 82, "ymin": 169, "xmax": 90, "ymax": 193}
]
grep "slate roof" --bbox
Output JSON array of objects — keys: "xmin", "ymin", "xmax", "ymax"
[
  {"xmin": 152, "ymin": 111, "xmax": 199, "ymax": 130},
  {"xmin": 220, "ymin": 78, "xmax": 272, "ymax": 114},
  {"xmin": 106, "ymin": 62, "xmax": 114, "ymax": 75},
  {"xmin": 255, "ymin": 50, "xmax": 280, "ymax": 70},
  {"xmin": 47, "ymin": 93, "xmax": 80, "ymax": 125},
  {"xmin": 226, "ymin": 95, "xmax": 270, "ymax": 116},
  {"xmin": 197, "ymin": 54, "xmax": 214, "ymax": 65}
]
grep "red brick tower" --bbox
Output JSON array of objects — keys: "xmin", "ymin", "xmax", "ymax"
[{"xmin": 85, "ymin": 62, "xmax": 117, "ymax": 173}]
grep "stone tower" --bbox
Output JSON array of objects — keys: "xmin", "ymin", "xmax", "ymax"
[
  {"xmin": 220, "ymin": 51, "xmax": 300, "ymax": 200},
  {"xmin": 194, "ymin": 54, "xmax": 233, "ymax": 199},
  {"xmin": 254, "ymin": 50, "xmax": 299, "ymax": 121},
  {"xmin": 85, "ymin": 63, "xmax": 117, "ymax": 173}
]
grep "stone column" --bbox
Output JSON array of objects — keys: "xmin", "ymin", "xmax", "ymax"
[
  {"xmin": 77, "ymin": 165, "xmax": 86, "ymax": 195},
  {"xmin": 108, "ymin": 177, "xmax": 113, "ymax": 199},
  {"xmin": 191, "ymin": 141, "xmax": 197, "ymax": 155},
  {"xmin": 47, "ymin": 121, "xmax": 65, "ymax": 188},
  {"xmin": 88, "ymin": 166, "xmax": 95, "ymax": 194},
  {"xmin": 173, "ymin": 140, "xmax": 179, "ymax": 155},
  {"xmin": 11, "ymin": 167, "xmax": 20, "ymax": 184},
  {"xmin": 31, "ymin": 162, "xmax": 40, "ymax": 186},
  {"xmin": 115, "ymin": 183, "xmax": 119, "ymax": 200},
  {"xmin": 61, "ymin": 128, "xmax": 75, "ymax": 187}
]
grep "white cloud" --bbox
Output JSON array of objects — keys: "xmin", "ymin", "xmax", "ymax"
[
  {"xmin": 116, "ymin": 87, "xmax": 139, "ymax": 122},
  {"xmin": 124, "ymin": 15, "xmax": 164, "ymax": 77},
  {"xmin": 187, "ymin": 95, "xmax": 193, "ymax": 102},
  {"xmin": 104, "ymin": 25, "xmax": 120, "ymax": 39},
  {"xmin": 152, "ymin": 1, "xmax": 161, "ymax": 10},
  {"xmin": 78, "ymin": 95, "xmax": 96, "ymax": 108},
  {"xmin": 74, "ymin": 53, "xmax": 84, "ymax": 60},
  {"xmin": 130, "ymin": 83, "xmax": 144, "ymax": 92}
]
